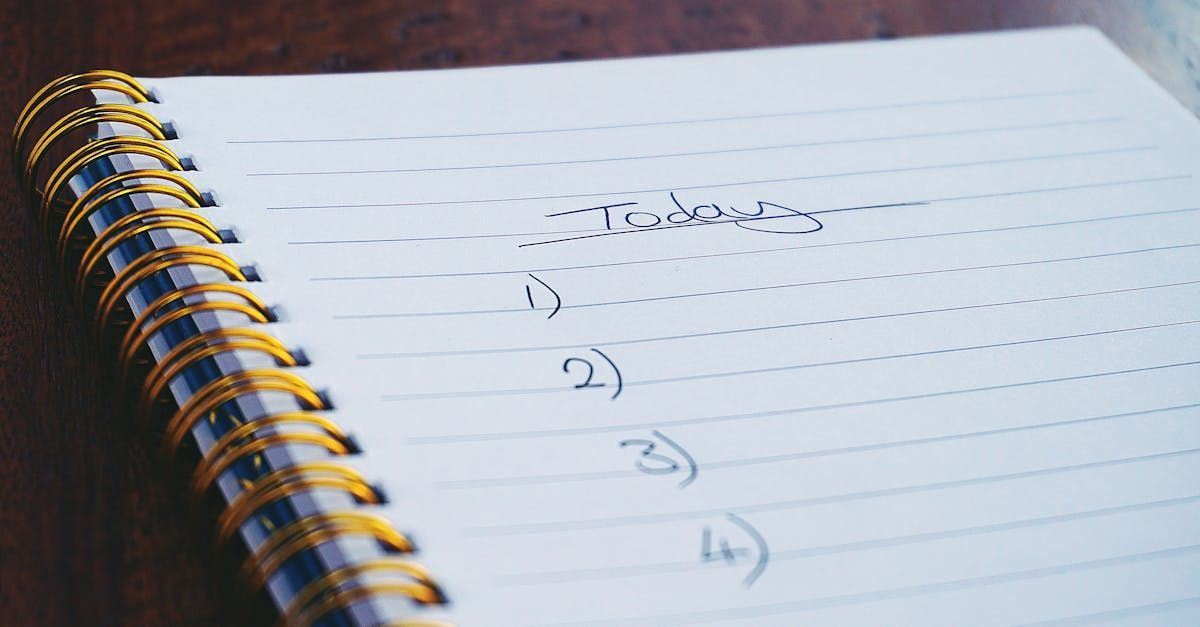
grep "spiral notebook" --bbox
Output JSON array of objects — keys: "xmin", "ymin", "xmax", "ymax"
[{"xmin": 12, "ymin": 26, "xmax": 1200, "ymax": 626}]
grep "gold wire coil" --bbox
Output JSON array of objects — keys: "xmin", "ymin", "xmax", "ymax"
[
  {"xmin": 193, "ymin": 432, "xmax": 352, "ymax": 506},
  {"xmin": 14, "ymin": 71, "xmax": 447, "ymax": 621},
  {"xmin": 161, "ymin": 369, "xmax": 325, "ymax": 459},
  {"xmin": 13, "ymin": 71, "xmax": 150, "ymax": 162},
  {"xmin": 72, "ymin": 206, "xmax": 218, "ymax": 275},
  {"xmin": 292, "ymin": 580, "xmax": 447, "ymax": 627},
  {"xmin": 122, "ymin": 300, "xmax": 273, "ymax": 398},
  {"xmin": 59, "ymin": 183, "xmax": 206, "ymax": 266},
  {"xmin": 26, "ymin": 105, "xmax": 166, "ymax": 179},
  {"xmin": 190, "ymin": 412, "xmax": 350, "ymax": 502},
  {"xmin": 215, "ymin": 462, "xmax": 381, "ymax": 548},
  {"xmin": 57, "ymin": 169, "xmax": 204, "ymax": 251},
  {"xmin": 24, "ymin": 105, "xmax": 169, "ymax": 195},
  {"xmin": 12, "ymin": 79, "xmax": 150, "ymax": 170},
  {"xmin": 76, "ymin": 212, "xmax": 222, "ymax": 290},
  {"xmin": 37, "ymin": 136, "xmax": 183, "ymax": 221},
  {"xmin": 141, "ymin": 336, "xmax": 297, "ymax": 428},
  {"xmin": 117, "ymin": 283, "xmax": 270, "ymax": 379},
  {"xmin": 91, "ymin": 245, "xmax": 246, "ymax": 334},
  {"xmin": 280, "ymin": 560, "xmax": 447, "ymax": 627},
  {"xmin": 239, "ymin": 511, "xmax": 414, "ymax": 593}
]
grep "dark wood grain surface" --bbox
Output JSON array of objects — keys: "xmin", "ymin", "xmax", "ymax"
[{"xmin": 1, "ymin": 1, "xmax": 1196, "ymax": 625}]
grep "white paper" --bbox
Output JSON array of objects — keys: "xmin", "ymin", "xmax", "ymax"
[{"xmin": 144, "ymin": 27, "xmax": 1200, "ymax": 625}]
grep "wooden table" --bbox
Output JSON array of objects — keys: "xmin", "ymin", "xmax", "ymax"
[{"xmin": 1, "ymin": 1, "xmax": 1195, "ymax": 624}]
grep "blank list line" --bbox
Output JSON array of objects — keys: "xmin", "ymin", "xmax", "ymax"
[
  {"xmin": 272, "ymin": 144, "xmax": 1153, "ymax": 211},
  {"xmin": 1018, "ymin": 595, "xmax": 1200, "ymax": 626},
  {"xmin": 229, "ymin": 88, "xmax": 1092, "ymax": 145},
  {"xmin": 246, "ymin": 117, "xmax": 1119, "ymax": 176}
]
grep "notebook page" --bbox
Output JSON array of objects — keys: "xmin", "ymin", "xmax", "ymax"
[{"xmin": 146, "ymin": 27, "xmax": 1200, "ymax": 625}]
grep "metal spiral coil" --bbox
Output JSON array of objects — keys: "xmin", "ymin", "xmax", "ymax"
[{"xmin": 13, "ymin": 70, "xmax": 447, "ymax": 625}]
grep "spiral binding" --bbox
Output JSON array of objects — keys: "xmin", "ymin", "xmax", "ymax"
[{"xmin": 13, "ymin": 71, "xmax": 447, "ymax": 626}]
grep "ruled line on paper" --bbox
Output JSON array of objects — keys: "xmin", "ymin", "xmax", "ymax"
[
  {"xmin": 1019, "ymin": 595, "xmax": 1200, "ymax": 626},
  {"xmin": 380, "ymin": 320, "xmax": 1200, "ymax": 402},
  {"xmin": 494, "ymin": 493, "xmax": 1200, "ymax": 585},
  {"xmin": 293, "ymin": 202, "xmax": 887, "ymax": 245},
  {"xmin": 290, "ymin": 176, "xmax": 1191, "ymax": 247},
  {"xmin": 227, "ymin": 88, "xmax": 1093, "ymax": 144},
  {"xmin": 466, "ymin": 445, "xmax": 1200, "ymax": 537},
  {"xmin": 407, "ymin": 361, "xmax": 1200, "ymax": 445},
  {"xmin": 308, "ymin": 179, "xmax": 1194, "ymax": 281},
  {"xmin": 270, "ymin": 145, "xmax": 1155, "ymax": 211},
  {"xmin": 367, "ymin": 280, "xmax": 1200, "ymax": 360},
  {"xmin": 435, "ymin": 402, "xmax": 1200, "ymax": 490},
  {"xmin": 538, "ymin": 544, "xmax": 1200, "ymax": 626},
  {"xmin": 515, "ymin": 200, "xmax": 921, "ymax": 248},
  {"xmin": 244, "ymin": 117, "xmax": 1121, "ymax": 177},
  {"xmin": 339, "ymin": 241, "xmax": 1200, "ymax": 319}
]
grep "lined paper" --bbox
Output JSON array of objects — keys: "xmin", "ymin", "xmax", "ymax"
[{"xmin": 148, "ymin": 28, "xmax": 1200, "ymax": 624}]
